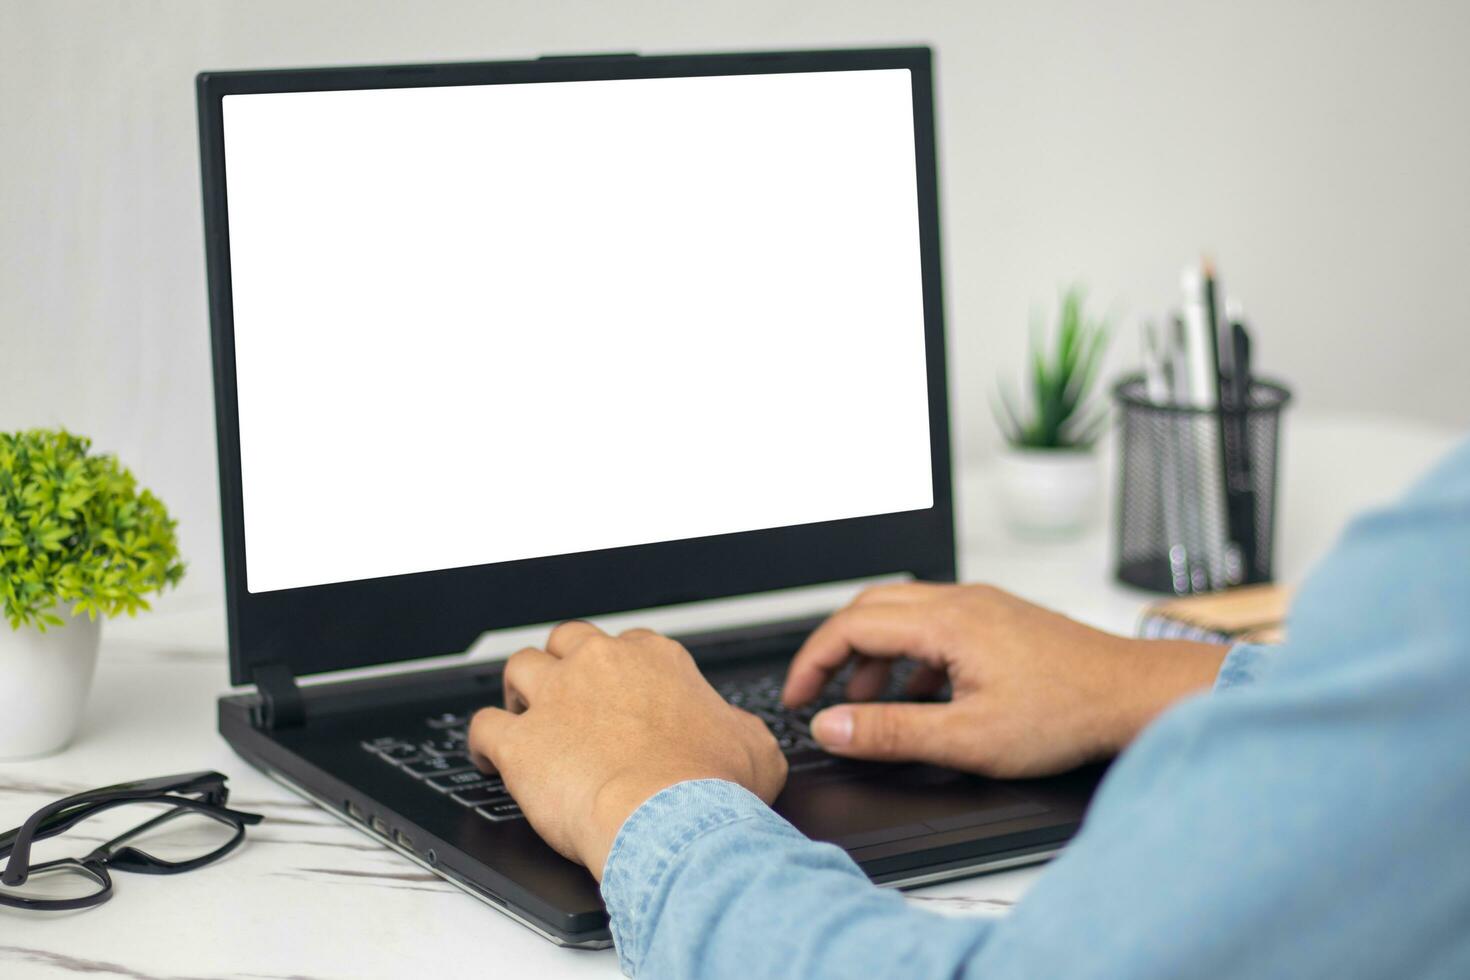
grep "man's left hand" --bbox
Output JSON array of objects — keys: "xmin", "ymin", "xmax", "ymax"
[{"xmin": 467, "ymin": 622, "xmax": 788, "ymax": 880}]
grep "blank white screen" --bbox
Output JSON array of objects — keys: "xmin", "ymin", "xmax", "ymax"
[{"xmin": 223, "ymin": 68, "xmax": 933, "ymax": 594}]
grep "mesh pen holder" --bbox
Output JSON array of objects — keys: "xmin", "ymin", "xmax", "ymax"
[{"xmin": 1113, "ymin": 374, "xmax": 1292, "ymax": 595}]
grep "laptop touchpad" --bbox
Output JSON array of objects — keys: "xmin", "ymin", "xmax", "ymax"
[{"xmin": 776, "ymin": 766, "xmax": 1051, "ymax": 849}]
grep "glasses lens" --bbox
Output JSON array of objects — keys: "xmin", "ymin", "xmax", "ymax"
[
  {"xmin": 0, "ymin": 862, "xmax": 107, "ymax": 904},
  {"xmin": 117, "ymin": 809, "xmax": 239, "ymax": 864}
]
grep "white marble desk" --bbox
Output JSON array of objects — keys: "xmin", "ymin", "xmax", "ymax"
[{"xmin": 0, "ymin": 416, "xmax": 1458, "ymax": 979}]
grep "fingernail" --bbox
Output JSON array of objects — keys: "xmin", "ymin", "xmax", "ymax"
[{"xmin": 812, "ymin": 707, "xmax": 854, "ymax": 747}]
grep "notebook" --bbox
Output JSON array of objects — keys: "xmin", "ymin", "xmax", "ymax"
[{"xmin": 1137, "ymin": 584, "xmax": 1290, "ymax": 646}]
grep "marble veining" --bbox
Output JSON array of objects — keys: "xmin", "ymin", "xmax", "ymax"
[{"xmin": 0, "ymin": 944, "xmax": 233, "ymax": 980}]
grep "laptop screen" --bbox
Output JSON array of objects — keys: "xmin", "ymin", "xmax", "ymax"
[{"xmin": 221, "ymin": 68, "xmax": 932, "ymax": 594}]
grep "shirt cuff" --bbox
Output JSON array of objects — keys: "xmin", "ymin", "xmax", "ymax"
[
  {"xmin": 1213, "ymin": 642, "xmax": 1274, "ymax": 692},
  {"xmin": 599, "ymin": 778, "xmax": 779, "ymax": 975}
]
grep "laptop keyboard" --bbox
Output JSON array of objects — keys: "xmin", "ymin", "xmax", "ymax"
[
  {"xmin": 359, "ymin": 663, "xmax": 928, "ymax": 825},
  {"xmin": 361, "ymin": 716, "xmax": 510, "ymax": 819},
  {"xmin": 716, "ymin": 671, "xmax": 836, "ymax": 755}
]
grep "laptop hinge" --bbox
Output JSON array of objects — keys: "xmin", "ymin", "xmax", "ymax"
[{"xmin": 251, "ymin": 662, "xmax": 305, "ymax": 730}]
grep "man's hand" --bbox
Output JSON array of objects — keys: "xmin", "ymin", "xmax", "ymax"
[
  {"xmin": 467, "ymin": 622, "xmax": 787, "ymax": 880},
  {"xmin": 783, "ymin": 583, "xmax": 1226, "ymax": 778}
]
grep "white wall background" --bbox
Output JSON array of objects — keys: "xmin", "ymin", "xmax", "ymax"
[{"xmin": 2, "ymin": 0, "xmax": 1468, "ymax": 606}]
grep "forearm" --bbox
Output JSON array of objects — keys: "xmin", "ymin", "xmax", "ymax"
[{"xmin": 601, "ymin": 780, "xmax": 999, "ymax": 978}]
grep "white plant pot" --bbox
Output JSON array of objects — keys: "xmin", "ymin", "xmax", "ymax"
[
  {"xmin": 0, "ymin": 610, "xmax": 101, "ymax": 760},
  {"xmin": 995, "ymin": 447, "xmax": 1102, "ymax": 537}
]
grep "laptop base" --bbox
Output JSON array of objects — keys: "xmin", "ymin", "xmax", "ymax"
[{"xmin": 218, "ymin": 619, "xmax": 1100, "ymax": 948}]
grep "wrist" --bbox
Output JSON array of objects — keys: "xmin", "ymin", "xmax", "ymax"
[
  {"xmin": 583, "ymin": 769, "xmax": 712, "ymax": 880},
  {"xmin": 1106, "ymin": 639, "xmax": 1228, "ymax": 752}
]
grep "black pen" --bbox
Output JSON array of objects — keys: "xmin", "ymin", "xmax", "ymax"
[
  {"xmin": 1229, "ymin": 320, "xmax": 1258, "ymax": 578},
  {"xmin": 1202, "ymin": 257, "xmax": 1243, "ymax": 584}
]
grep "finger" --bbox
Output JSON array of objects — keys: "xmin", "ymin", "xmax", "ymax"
[
  {"xmin": 618, "ymin": 627, "xmax": 660, "ymax": 640},
  {"xmin": 782, "ymin": 603, "xmax": 947, "ymax": 707},
  {"xmin": 905, "ymin": 663, "xmax": 949, "ymax": 700},
  {"xmin": 844, "ymin": 655, "xmax": 892, "ymax": 702},
  {"xmin": 810, "ymin": 702, "xmax": 951, "ymax": 763},
  {"xmin": 467, "ymin": 706, "xmax": 516, "ymax": 774},
  {"xmin": 850, "ymin": 582, "xmax": 955, "ymax": 607},
  {"xmin": 502, "ymin": 647, "xmax": 558, "ymax": 712},
  {"xmin": 545, "ymin": 620, "xmax": 607, "ymax": 658}
]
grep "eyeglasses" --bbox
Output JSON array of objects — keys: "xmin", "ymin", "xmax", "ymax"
[{"xmin": 0, "ymin": 770, "xmax": 263, "ymax": 911}]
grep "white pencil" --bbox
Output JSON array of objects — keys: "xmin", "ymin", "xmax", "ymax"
[{"xmin": 1180, "ymin": 264, "xmax": 1232, "ymax": 590}]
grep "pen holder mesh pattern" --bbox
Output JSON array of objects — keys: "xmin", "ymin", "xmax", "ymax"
[{"xmin": 1113, "ymin": 375, "xmax": 1292, "ymax": 595}]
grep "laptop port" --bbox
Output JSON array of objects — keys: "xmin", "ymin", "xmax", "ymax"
[
  {"xmin": 345, "ymin": 799, "xmax": 367, "ymax": 822},
  {"xmin": 370, "ymin": 815, "xmax": 390, "ymax": 836},
  {"xmin": 393, "ymin": 830, "xmax": 417, "ymax": 854}
]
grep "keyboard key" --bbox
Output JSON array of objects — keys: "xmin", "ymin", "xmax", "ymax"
[
  {"xmin": 477, "ymin": 801, "xmax": 524, "ymax": 822},
  {"xmin": 363, "ymin": 735, "xmax": 403, "ymax": 750},
  {"xmin": 786, "ymin": 749, "xmax": 840, "ymax": 774},
  {"xmin": 426, "ymin": 769, "xmax": 492, "ymax": 792},
  {"xmin": 362, "ymin": 739, "xmax": 422, "ymax": 762},
  {"xmin": 426, "ymin": 711, "xmax": 470, "ymax": 729},
  {"xmin": 403, "ymin": 754, "xmax": 475, "ymax": 778},
  {"xmin": 453, "ymin": 784, "xmax": 512, "ymax": 806},
  {"xmin": 788, "ymin": 704, "xmax": 822, "ymax": 723},
  {"xmin": 420, "ymin": 734, "xmax": 466, "ymax": 756}
]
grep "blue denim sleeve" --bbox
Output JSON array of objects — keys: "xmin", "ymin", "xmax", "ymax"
[
  {"xmin": 600, "ymin": 779, "xmax": 998, "ymax": 978},
  {"xmin": 1213, "ymin": 641, "xmax": 1274, "ymax": 691}
]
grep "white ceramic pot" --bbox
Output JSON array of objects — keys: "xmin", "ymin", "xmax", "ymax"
[
  {"xmin": 0, "ymin": 610, "xmax": 101, "ymax": 760},
  {"xmin": 995, "ymin": 447, "xmax": 1102, "ymax": 537}
]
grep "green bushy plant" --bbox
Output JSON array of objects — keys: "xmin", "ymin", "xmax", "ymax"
[
  {"xmin": 992, "ymin": 285, "xmax": 1111, "ymax": 450},
  {"xmin": 0, "ymin": 429, "xmax": 184, "ymax": 630}
]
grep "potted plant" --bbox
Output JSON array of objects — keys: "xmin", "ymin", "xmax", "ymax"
[
  {"xmin": 991, "ymin": 286, "xmax": 1111, "ymax": 536},
  {"xmin": 0, "ymin": 430, "xmax": 184, "ymax": 759}
]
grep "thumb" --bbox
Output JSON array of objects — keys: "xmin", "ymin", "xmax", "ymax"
[{"xmin": 811, "ymin": 702, "xmax": 950, "ymax": 763}]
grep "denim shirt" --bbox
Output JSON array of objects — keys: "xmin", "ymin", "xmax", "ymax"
[{"xmin": 599, "ymin": 437, "xmax": 1470, "ymax": 978}]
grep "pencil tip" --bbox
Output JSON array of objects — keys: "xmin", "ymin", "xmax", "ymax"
[{"xmin": 1202, "ymin": 255, "xmax": 1216, "ymax": 278}]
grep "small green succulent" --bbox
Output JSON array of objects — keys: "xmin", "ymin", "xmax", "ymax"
[
  {"xmin": 0, "ymin": 429, "xmax": 184, "ymax": 631},
  {"xmin": 993, "ymin": 285, "xmax": 1111, "ymax": 450}
]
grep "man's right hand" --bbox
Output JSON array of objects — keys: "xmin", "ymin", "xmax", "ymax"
[{"xmin": 782, "ymin": 583, "xmax": 1227, "ymax": 778}]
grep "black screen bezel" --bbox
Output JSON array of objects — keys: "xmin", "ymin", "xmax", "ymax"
[{"xmin": 197, "ymin": 46, "xmax": 955, "ymax": 686}]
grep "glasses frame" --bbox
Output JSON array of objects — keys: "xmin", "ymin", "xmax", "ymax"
[{"xmin": 0, "ymin": 770, "xmax": 263, "ymax": 911}]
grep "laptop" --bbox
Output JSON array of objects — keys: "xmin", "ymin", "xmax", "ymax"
[{"xmin": 197, "ymin": 46, "xmax": 1100, "ymax": 948}]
